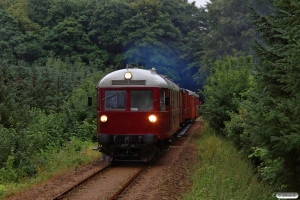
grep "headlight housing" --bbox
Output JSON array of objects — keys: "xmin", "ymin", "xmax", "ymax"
[
  {"xmin": 148, "ymin": 115, "xmax": 157, "ymax": 122},
  {"xmin": 124, "ymin": 72, "xmax": 132, "ymax": 80},
  {"xmin": 100, "ymin": 115, "xmax": 108, "ymax": 122}
]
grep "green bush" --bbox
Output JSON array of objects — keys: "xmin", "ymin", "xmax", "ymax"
[
  {"xmin": 200, "ymin": 54, "xmax": 252, "ymax": 133},
  {"xmin": 0, "ymin": 59, "xmax": 106, "ymax": 184}
]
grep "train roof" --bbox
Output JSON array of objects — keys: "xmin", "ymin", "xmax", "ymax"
[
  {"xmin": 186, "ymin": 89, "xmax": 199, "ymax": 97},
  {"xmin": 98, "ymin": 68, "xmax": 179, "ymax": 90}
]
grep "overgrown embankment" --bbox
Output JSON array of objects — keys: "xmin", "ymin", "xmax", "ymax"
[
  {"xmin": 1, "ymin": 141, "xmax": 100, "ymax": 199},
  {"xmin": 0, "ymin": 58, "xmax": 107, "ymax": 199},
  {"xmin": 183, "ymin": 125, "xmax": 276, "ymax": 200}
]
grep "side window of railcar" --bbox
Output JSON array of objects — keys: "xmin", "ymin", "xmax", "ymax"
[
  {"xmin": 131, "ymin": 90, "xmax": 153, "ymax": 111},
  {"xmin": 104, "ymin": 90, "xmax": 126, "ymax": 110}
]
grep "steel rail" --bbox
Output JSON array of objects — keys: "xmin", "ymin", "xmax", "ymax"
[
  {"xmin": 52, "ymin": 163, "xmax": 110, "ymax": 200},
  {"xmin": 109, "ymin": 150, "xmax": 165, "ymax": 200},
  {"xmin": 109, "ymin": 164, "xmax": 148, "ymax": 200},
  {"xmin": 51, "ymin": 122, "xmax": 192, "ymax": 200}
]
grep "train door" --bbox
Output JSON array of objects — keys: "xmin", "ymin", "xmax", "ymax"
[
  {"xmin": 164, "ymin": 89, "xmax": 171, "ymax": 131},
  {"xmin": 168, "ymin": 89, "xmax": 179, "ymax": 133},
  {"xmin": 169, "ymin": 90, "xmax": 173, "ymax": 132},
  {"xmin": 159, "ymin": 88, "xmax": 170, "ymax": 135},
  {"xmin": 160, "ymin": 89, "xmax": 166, "ymax": 111}
]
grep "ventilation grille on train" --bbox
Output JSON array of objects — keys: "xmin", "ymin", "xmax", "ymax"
[{"xmin": 111, "ymin": 80, "xmax": 146, "ymax": 85}]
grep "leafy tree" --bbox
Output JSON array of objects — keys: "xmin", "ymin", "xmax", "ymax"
[
  {"xmin": 118, "ymin": 0, "xmax": 186, "ymax": 81},
  {"xmin": 46, "ymin": 0, "xmax": 76, "ymax": 27},
  {"xmin": 43, "ymin": 17, "xmax": 106, "ymax": 64},
  {"xmin": 242, "ymin": 0, "xmax": 300, "ymax": 190},
  {"xmin": 1, "ymin": 0, "xmax": 205, "ymax": 89},
  {"xmin": 14, "ymin": 31, "xmax": 44, "ymax": 62},
  {"xmin": 0, "ymin": 7, "xmax": 44, "ymax": 62},
  {"xmin": 7, "ymin": 0, "xmax": 40, "ymax": 32},
  {"xmin": 0, "ymin": 85, "xmax": 18, "ymax": 129},
  {"xmin": 202, "ymin": 0, "xmax": 256, "ymax": 60},
  {"xmin": 202, "ymin": 0, "xmax": 269, "ymax": 64},
  {"xmin": 160, "ymin": 0, "xmax": 207, "ymax": 37},
  {"xmin": 88, "ymin": 0, "xmax": 132, "ymax": 54},
  {"xmin": 83, "ymin": 0, "xmax": 133, "ymax": 67},
  {"xmin": 0, "ymin": 8, "xmax": 21, "ymax": 56},
  {"xmin": 60, "ymin": 71, "xmax": 106, "ymax": 141},
  {"xmin": 200, "ymin": 54, "xmax": 252, "ymax": 133},
  {"xmin": 0, "ymin": 58, "xmax": 32, "ymax": 129},
  {"xmin": 0, "ymin": 59, "xmax": 104, "ymax": 181},
  {"xmin": 27, "ymin": 0, "xmax": 53, "ymax": 26},
  {"xmin": 194, "ymin": 0, "xmax": 271, "ymax": 85},
  {"xmin": 180, "ymin": 29, "xmax": 205, "ymax": 85}
]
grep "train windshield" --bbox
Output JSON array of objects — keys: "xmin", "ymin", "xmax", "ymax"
[
  {"xmin": 104, "ymin": 90, "xmax": 126, "ymax": 110},
  {"xmin": 131, "ymin": 90, "xmax": 153, "ymax": 111}
]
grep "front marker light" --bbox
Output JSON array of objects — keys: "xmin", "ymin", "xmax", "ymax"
[
  {"xmin": 124, "ymin": 72, "xmax": 132, "ymax": 80},
  {"xmin": 149, "ymin": 115, "xmax": 157, "ymax": 122},
  {"xmin": 100, "ymin": 115, "xmax": 108, "ymax": 122}
]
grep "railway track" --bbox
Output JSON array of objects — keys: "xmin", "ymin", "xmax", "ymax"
[
  {"xmin": 109, "ymin": 163, "xmax": 149, "ymax": 200},
  {"xmin": 51, "ymin": 150, "xmax": 165, "ymax": 200},
  {"xmin": 108, "ymin": 124, "xmax": 194, "ymax": 200},
  {"xmin": 52, "ymin": 163, "xmax": 110, "ymax": 200},
  {"xmin": 51, "ymin": 124, "xmax": 192, "ymax": 200},
  {"xmin": 109, "ymin": 150, "xmax": 165, "ymax": 200}
]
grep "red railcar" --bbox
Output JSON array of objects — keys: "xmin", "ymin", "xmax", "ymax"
[
  {"xmin": 92, "ymin": 67, "xmax": 198, "ymax": 161},
  {"xmin": 179, "ymin": 89, "xmax": 189, "ymax": 126},
  {"xmin": 186, "ymin": 90, "xmax": 199, "ymax": 121}
]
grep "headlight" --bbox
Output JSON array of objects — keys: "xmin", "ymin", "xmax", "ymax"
[
  {"xmin": 124, "ymin": 72, "xmax": 132, "ymax": 80},
  {"xmin": 100, "ymin": 115, "xmax": 108, "ymax": 122},
  {"xmin": 148, "ymin": 115, "xmax": 157, "ymax": 122}
]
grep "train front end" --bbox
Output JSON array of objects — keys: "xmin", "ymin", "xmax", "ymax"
[{"xmin": 95, "ymin": 68, "xmax": 177, "ymax": 161}]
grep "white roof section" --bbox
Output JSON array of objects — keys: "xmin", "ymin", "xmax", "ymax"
[
  {"xmin": 97, "ymin": 68, "xmax": 179, "ymax": 91},
  {"xmin": 186, "ymin": 89, "xmax": 199, "ymax": 97}
]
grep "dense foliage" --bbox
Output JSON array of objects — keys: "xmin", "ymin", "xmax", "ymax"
[
  {"xmin": 244, "ymin": 1, "xmax": 300, "ymax": 190},
  {"xmin": 200, "ymin": 54, "xmax": 252, "ymax": 133},
  {"xmin": 0, "ymin": 56, "xmax": 104, "ymax": 184},
  {"xmin": 0, "ymin": 0, "xmax": 205, "ymax": 89},
  {"xmin": 193, "ymin": 0, "xmax": 271, "ymax": 84},
  {"xmin": 201, "ymin": 0, "xmax": 300, "ymax": 191}
]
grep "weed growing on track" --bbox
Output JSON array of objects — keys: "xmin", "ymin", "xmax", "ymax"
[
  {"xmin": 183, "ymin": 126, "xmax": 276, "ymax": 200},
  {"xmin": 1, "ymin": 138, "xmax": 100, "ymax": 199}
]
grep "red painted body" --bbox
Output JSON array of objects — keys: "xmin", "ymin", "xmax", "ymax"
[
  {"xmin": 179, "ymin": 89, "xmax": 189, "ymax": 126},
  {"xmin": 94, "ymin": 68, "xmax": 198, "ymax": 161},
  {"xmin": 97, "ymin": 87, "xmax": 177, "ymax": 140}
]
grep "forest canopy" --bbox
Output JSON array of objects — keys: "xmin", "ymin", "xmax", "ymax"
[{"xmin": 0, "ymin": 0, "xmax": 208, "ymax": 90}]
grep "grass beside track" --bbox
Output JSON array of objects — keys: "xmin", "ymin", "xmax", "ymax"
[
  {"xmin": 1, "ymin": 139, "xmax": 100, "ymax": 199},
  {"xmin": 183, "ymin": 125, "xmax": 276, "ymax": 200}
]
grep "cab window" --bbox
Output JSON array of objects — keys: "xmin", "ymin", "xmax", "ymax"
[
  {"xmin": 131, "ymin": 90, "xmax": 153, "ymax": 111},
  {"xmin": 104, "ymin": 90, "xmax": 126, "ymax": 110}
]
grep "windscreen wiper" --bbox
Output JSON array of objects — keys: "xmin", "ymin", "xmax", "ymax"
[
  {"xmin": 143, "ymin": 99, "xmax": 157, "ymax": 111},
  {"xmin": 102, "ymin": 94, "xmax": 116, "ymax": 101}
]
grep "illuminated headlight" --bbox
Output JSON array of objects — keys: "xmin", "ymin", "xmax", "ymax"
[
  {"xmin": 100, "ymin": 115, "xmax": 108, "ymax": 122},
  {"xmin": 124, "ymin": 72, "xmax": 132, "ymax": 80},
  {"xmin": 148, "ymin": 115, "xmax": 157, "ymax": 122}
]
